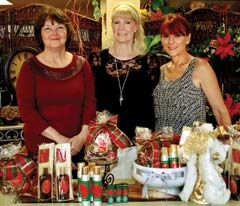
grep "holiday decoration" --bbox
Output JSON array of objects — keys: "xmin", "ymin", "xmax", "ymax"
[
  {"xmin": 85, "ymin": 110, "xmax": 133, "ymax": 162},
  {"xmin": 178, "ymin": 124, "xmax": 231, "ymax": 205}
]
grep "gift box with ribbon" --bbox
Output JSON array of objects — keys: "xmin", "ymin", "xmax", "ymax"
[
  {"xmin": 0, "ymin": 143, "xmax": 37, "ymax": 193},
  {"xmin": 85, "ymin": 110, "xmax": 133, "ymax": 162}
]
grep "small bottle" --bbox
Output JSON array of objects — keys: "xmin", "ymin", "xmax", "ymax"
[
  {"xmin": 88, "ymin": 162, "xmax": 96, "ymax": 202},
  {"xmin": 160, "ymin": 147, "xmax": 169, "ymax": 168},
  {"xmin": 80, "ymin": 166, "xmax": 90, "ymax": 206},
  {"xmin": 77, "ymin": 162, "xmax": 86, "ymax": 202},
  {"xmin": 40, "ymin": 167, "xmax": 52, "ymax": 200},
  {"xmin": 115, "ymin": 183, "xmax": 122, "ymax": 203},
  {"xmin": 57, "ymin": 167, "xmax": 70, "ymax": 201},
  {"xmin": 106, "ymin": 184, "xmax": 115, "ymax": 204},
  {"xmin": 169, "ymin": 144, "xmax": 179, "ymax": 168},
  {"xmin": 121, "ymin": 183, "xmax": 129, "ymax": 203},
  {"xmin": 93, "ymin": 166, "xmax": 102, "ymax": 206}
]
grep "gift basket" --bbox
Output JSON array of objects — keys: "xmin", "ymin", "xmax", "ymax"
[
  {"xmin": 0, "ymin": 141, "xmax": 37, "ymax": 193},
  {"xmin": 132, "ymin": 161, "xmax": 186, "ymax": 195},
  {"xmin": 132, "ymin": 127, "xmax": 186, "ymax": 196},
  {"xmin": 85, "ymin": 110, "xmax": 133, "ymax": 163},
  {"xmin": 84, "ymin": 111, "xmax": 133, "ymax": 187}
]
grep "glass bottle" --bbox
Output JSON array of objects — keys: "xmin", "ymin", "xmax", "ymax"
[
  {"xmin": 40, "ymin": 167, "xmax": 52, "ymax": 200},
  {"xmin": 57, "ymin": 167, "xmax": 70, "ymax": 200}
]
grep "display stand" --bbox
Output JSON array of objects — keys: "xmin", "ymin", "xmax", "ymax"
[
  {"xmin": 85, "ymin": 158, "xmax": 117, "ymax": 188},
  {"xmin": 0, "ymin": 123, "xmax": 24, "ymax": 143},
  {"xmin": 97, "ymin": 160, "xmax": 117, "ymax": 188}
]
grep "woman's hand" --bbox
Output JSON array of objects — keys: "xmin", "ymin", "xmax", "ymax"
[
  {"xmin": 41, "ymin": 126, "xmax": 70, "ymax": 143},
  {"xmin": 69, "ymin": 134, "xmax": 86, "ymax": 156},
  {"xmin": 69, "ymin": 125, "xmax": 89, "ymax": 156},
  {"xmin": 56, "ymin": 134, "xmax": 71, "ymax": 144}
]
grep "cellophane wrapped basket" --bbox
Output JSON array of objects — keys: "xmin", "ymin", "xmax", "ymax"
[{"xmin": 85, "ymin": 110, "xmax": 133, "ymax": 163}]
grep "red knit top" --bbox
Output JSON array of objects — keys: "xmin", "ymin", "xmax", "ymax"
[{"xmin": 16, "ymin": 53, "xmax": 96, "ymax": 153}]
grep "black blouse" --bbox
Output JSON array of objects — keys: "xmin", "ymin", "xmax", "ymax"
[{"xmin": 89, "ymin": 49, "xmax": 160, "ymax": 140}]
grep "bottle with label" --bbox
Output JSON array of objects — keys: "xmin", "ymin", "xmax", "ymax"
[
  {"xmin": 57, "ymin": 167, "xmax": 70, "ymax": 201},
  {"xmin": 122, "ymin": 183, "xmax": 129, "ymax": 203},
  {"xmin": 88, "ymin": 162, "xmax": 96, "ymax": 202},
  {"xmin": 80, "ymin": 166, "xmax": 90, "ymax": 206},
  {"xmin": 106, "ymin": 184, "xmax": 115, "ymax": 204},
  {"xmin": 40, "ymin": 167, "xmax": 52, "ymax": 200},
  {"xmin": 77, "ymin": 162, "xmax": 86, "ymax": 202},
  {"xmin": 169, "ymin": 144, "xmax": 179, "ymax": 168},
  {"xmin": 93, "ymin": 166, "xmax": 102, "ymax": 206},
  {"xmin": 115, "ymin": 183, "xmax": 122, "ymax": 203},
  {"xmin": 160, "ymin": 147, "xmax": 169, "ymax": 168}
]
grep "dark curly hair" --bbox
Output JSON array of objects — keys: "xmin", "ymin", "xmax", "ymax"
[{"xmin": 34, "ymin": 6, "xmax": 74, "ymax": 50}]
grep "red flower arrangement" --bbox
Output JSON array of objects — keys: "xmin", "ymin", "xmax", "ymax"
[
  {"xmin": 224, "ymin": 93, "xmax": 240, "ymax": 119},
  {"xmin": 215, "ymin": 31, "xmax": 236, "ymax": 60},
  {"xmin": 190, "ymin": 25, "xmax": 240, "ymax": 62}
]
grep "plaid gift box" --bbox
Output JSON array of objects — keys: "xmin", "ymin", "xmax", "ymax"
[{"xmin": 0, "ymin": 146, "xmax": 37, "ymax": 193}]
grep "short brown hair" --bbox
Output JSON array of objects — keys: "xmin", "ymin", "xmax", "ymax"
[
  {"xmin": 34, "ymin": 6, "xmax": 74, "ymax": 50},
  {"xmin": 160, "ymin": 13, "xmax": 191, "ymax": 37}
]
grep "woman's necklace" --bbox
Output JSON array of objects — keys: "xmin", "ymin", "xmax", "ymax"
[{"xmin": 114, "ymin": 59, "xmax": 130, "ymax": 106}]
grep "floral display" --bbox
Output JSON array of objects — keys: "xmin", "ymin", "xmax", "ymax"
[
  {"xmin": 190, "ymin": 25, "xmax": 240, "ymax": 62},
  {"xmin": 224, "ymin": 93, "xmax": 240, "ymax": 119},
  {"xmin": 207, "ymin": 93, "xmax": 240, "ymax": 124}
]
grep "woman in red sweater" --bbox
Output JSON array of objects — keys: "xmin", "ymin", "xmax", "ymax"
[{"xmin": 16, "ymin": 6, "xmax": 96, "ymax": 163}]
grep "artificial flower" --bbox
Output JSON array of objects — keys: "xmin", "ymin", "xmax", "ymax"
[
  {"xmin": 224, "ymin": 93, "xmax": 240, "ymax": 119},
  {"xmin": 150, "ymin": 8, "xmax": 163, "ymax": 19},
  {"xmin": 189, "ymin": 26, "xmax": 240, "ymax": 62},
  {"xmin": 215, "ymin": 31, "xmax": 236, "ymax": 60}
]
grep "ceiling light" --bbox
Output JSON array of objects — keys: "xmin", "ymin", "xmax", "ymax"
[{"xmin": 0, "ymin": 0, "xmax": 13, "ymax": 5}]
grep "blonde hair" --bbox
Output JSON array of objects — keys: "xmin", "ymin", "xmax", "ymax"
[{"xmin": 110, "ymin": 2, "xmax": 146, "ymax": 55}]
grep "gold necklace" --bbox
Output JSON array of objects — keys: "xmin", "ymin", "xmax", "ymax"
[{"xmin": 114, "ymin": 59, "xmax": 130, "ymax": 106}]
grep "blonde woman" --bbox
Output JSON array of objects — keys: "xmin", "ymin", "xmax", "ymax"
[{"xmin": 89, "ymin": 2, "xmax": 160, "ymax": 140}]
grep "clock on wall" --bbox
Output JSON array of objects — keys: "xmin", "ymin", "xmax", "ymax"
[{"xmin": 4, "ymin": 46, "xmax": 39, "ymax": 93}]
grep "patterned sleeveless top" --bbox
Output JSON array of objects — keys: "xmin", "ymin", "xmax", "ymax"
[{"xmin": 153, "ymin": 58, "xmax": 206, "ymax": 134}]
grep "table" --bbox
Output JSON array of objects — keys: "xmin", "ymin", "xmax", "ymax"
[
  {"xmin": 1, "ymin": 192, "xmax": 240, "ymax": 206},
  {"xmin": 8, "ymin": 177, "xmax": 240, "ymax": 205}
]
